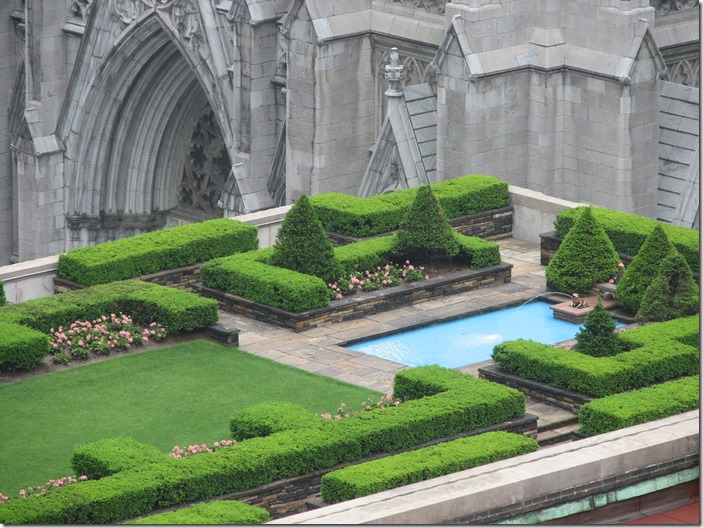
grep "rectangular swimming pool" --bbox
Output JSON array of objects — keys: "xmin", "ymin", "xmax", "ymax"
[{"xmin": 347, "ymin": 302, "xmax": 624, "ymax": 369}]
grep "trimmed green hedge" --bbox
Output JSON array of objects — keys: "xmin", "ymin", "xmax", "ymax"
[
  {"xmin": 579, "ymin": 375, "xmax": 699, "ymax": 436},
  {"xmin": 72, "ymin": 438, "xmax": 170, "ymax": 480},
  {"xmin": 126, "ymin": 500, "xmax": 270, "ymax": 524},
  {"xmin": 0, "ymin": 367, "xmax": 524, "ymax": 524},
  {"xmin": 334, "ymin": 236, "xmax": 398, "ymax": 277},
  {"xmin": 310, "ymin": 175, "xmax": 509, "ymax": 237},
  {"xmin": 321, "ymin": 431, "xmax": 539, "ymax": 503},
  {"xmin": 0, "ymin": 322, "xmax": 51, "ymax": 371},
  {"xmin": 229, "ymin": 402, "xmax": 326, "ymax": 441},
  {"xmin": 553, "ymin": 206, "xmax": 699, "ymax": 273},
  {"xmin": 0, "ymin": 280, "xmax": 218, "ymax": 334},
  {"xmin": 201, "ymin": 251, "xmax": 330, "ymax": 312},
  {"xmin": 56, "ymin": 219, "xmax": 259, "ymax": 286},
  {"xmin": 0, "ymin": 281, "xmax": 218, "ymax": 370},
  {"xmin": 454, "ymin": 233, "xmax": 501, "ymax": 269},
  {"xmin": 492, "ymin": 316, "xmax": 699, "ymax": 397}
]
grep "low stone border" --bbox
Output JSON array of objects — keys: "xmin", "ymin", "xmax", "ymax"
[
  {"xmin": 54, "ymin": 263, "xmax": 202, "ymax": 294},
  {"xmin": 195, "ymin": 263, "xmax": 512, "ymax": 331},
  {"xmin": 328, "ymin": 206, "xmax": 513, "ymax": 246},
  {"xmin": 126, "ymin": 412, "xmax": 537, "ymax": 521},
  {"xmin": 477, "ymin": 364, "xmax": 593, "ymax": 413}
]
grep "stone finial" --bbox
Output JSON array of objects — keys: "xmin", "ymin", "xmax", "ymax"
[{"xmin": 384, "ymin": 48, "xmax": 404, "ymax": 97}]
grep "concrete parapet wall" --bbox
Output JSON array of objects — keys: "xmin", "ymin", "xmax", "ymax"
[
  {"xmin": 269, "ymin": 410, "xmax": 699, "ymax": 525},
  {"xmin": 508, "ymin": 184, "xmax": 584, "ymax": 243}
]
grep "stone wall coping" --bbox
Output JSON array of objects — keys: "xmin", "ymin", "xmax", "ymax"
[
  {"xmin": 268, "ymin": 410, "xmax": 700, "ymax": 525},
  {"xmin": 508, "ymin": 185, "xmax": 586, "ymax": 214},
  {"xmin": 0, "ymin": 255, "xmax": 60, "ymax": 281}
]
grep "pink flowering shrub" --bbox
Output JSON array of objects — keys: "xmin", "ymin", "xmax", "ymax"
[
  {"xmin": 328, "ymin": 261, "xmax": 429, "ymax": 300},
  {"xmin": 168, "ymin": 439, "xmax": 235, "ymax": 459},
  {"xmin": 49, "ymin": 313, "xmax": 167, "ymax": 364},
  {"xmin": 0, "ymin": 474, "xmax": 88, "ymax": 503},
  {"xmin": 320, "ymin": 393, "xmax": 403, "ymax": 420}
]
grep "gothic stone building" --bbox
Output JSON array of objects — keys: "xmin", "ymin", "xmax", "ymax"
[{"xmin": 0, "ymin": 0, "xmax": 699, "ymax": 264}]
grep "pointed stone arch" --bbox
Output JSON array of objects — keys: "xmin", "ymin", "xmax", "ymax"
[{"xmin": 61, "ymin": 11, "xmax": 233, "ymax": 245}]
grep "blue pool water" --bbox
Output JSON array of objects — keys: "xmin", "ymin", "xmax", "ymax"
[{"xmin": 347, "ymin": 302, "xmax": 624, "ymax": 369}]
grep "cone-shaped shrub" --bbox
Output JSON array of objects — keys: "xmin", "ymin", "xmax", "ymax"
[
  {"xmin": 545, "ymin": 207, "xmax": 620, "ymax": 294},
  {"xmin": 616, "ymin": 224, "xmax": 677, "ymax": 314},
  {"xmin": 270, "ymin": 194, "xmax": 341, "ymax": 284},
  {"xmin": 0, "ymin": 280, "xmax": 5, "ymax": 307},
  {"xmin": 392, "ymin": 185, "xmax": 460, "ymax": 262},
  {"xmin": 573, "ymin": 301, "xmax": 627, "ymax": 357},
  {"xmin": 635, "ymin": 253, "xmax": 700, "ymax": 324}
]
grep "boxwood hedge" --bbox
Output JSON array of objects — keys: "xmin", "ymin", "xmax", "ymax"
[
  {"xmin": 229, "ymin": 402, "xmax": 326, "ymax": 441},
  {"xmin": 126, "ymin": 500, "xmax": 270, "ymax": 524},
  {"xmin": 0, "ymin": 281, "xmax": 218, "ymax": 370},
  {"xmin": 56, "ymin": 219, "xmax": 259, "ymax": 286},
  {"xmin": 0, "ymin": 367, "xmax": 524, "ymax": 524},
  {"xmin": 72, "ymin": 438, "xmax": 170, "ymax": 480},
  {"xmin": 200, "ymin": 250, "xmax": 330, "ymax": 312},
  {"xmin": 310, "ymin": 175, "xmax": 509, "ymax": 237},
  {"xmin": 0, "ymin": 322, "xmax": 51, "ymax": 371},
  {"xmin": 553, "ymin": 206, "xmax": 699, "ymax": 273},
  {"xmin": 578, "ymin": 375, "xmax": 699, "ymax": 436},
  {"xmin": 492, "ymin": 316, "xmax": 699, "ymax": 397},
  {"xmin": 320, "ymin": 431, "xmax": 539, "ymax": 503}
]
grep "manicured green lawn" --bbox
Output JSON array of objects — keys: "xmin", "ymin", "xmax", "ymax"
[{"xmin": 0, "ymin": 340, "xmax": 380, "ymax": 495}]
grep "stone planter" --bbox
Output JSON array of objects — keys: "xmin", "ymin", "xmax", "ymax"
[
  {"xmin": 54, "ymin": 263, "xmax": 203, "ymax": 294},
  {"xmin": 196, "ymin": 262, "xmax": 513, "ymax": 331},
  {"xmin": 328, "ymin": 206, "xmax": 513, "ymax": 246},
  {"xmin": 478, "ymin": 364, "xmax": 593, "ymax": 413}
]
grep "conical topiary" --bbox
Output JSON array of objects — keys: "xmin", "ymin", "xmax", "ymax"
[
  {"xmin": 270, "ymin": 194, "xmax": 341, "ymax": 284},
  {"xmin": 616, "ymin": 224, "xmax": 677, "ymax": 314},
  {"xmin": 573, "ymin": 301, "xmax": 626, "ymax": 357},
  {"xmin": 392, "ymin": 185, "xmax": 459, "ymax": 262},
  {"xmin": 545, "ymin": 207, "xmax": 620, "ymax": 294},
  {"xmin": 635, "ymin": 252, "xmax": 700, "ymax": 324}
]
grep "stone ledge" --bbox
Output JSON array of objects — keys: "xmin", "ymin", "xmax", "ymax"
[
  {"xmin": 270, "ymin": 411, "xmax": 699, "ymax": 525},
  {"xmin": 204, "ymin": 323, "xmax": 240, "ymax": 346}
]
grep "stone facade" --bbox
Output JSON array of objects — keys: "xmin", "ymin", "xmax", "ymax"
[{"xmin": 0, "ymin": 0, "xmax": 699, "ymax": 264}]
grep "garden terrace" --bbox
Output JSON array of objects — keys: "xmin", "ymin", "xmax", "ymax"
[{"xmin": 0, "ymin": 366, "xmax": 528, "ymax": 524}]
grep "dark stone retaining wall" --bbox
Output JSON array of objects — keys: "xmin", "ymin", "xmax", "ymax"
[
  {"xmin": 196, "ymin": 263, "xmax": 512, "ymax": 331},
  {"xmin": 126, "ymin": 413, "xmax": 538, "ymax": 522},
  {"xmin": 328, "ymin": 206, "xmax": 513, "ymax": 246},
  {"xmin": 539, "ymin": 231, "xmax": 636, "ymax": 267},
  {"xmin": 478, "ymin": 364, "xmax": 593, "ymax": 413},
  {"xmin": 54, "ymin": 264, "xmax": 202, "ymax": 294}
]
